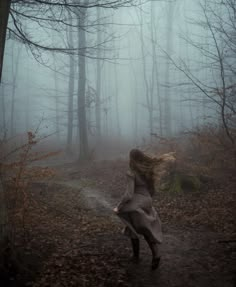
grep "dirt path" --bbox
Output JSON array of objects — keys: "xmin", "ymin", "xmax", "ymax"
[{"xmin": 31, "ymin": 172, "xmax": 236, "ymax": 287}]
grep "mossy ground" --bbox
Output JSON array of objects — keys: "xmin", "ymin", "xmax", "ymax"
[{"xmin": 160, "ymin": 173, "xmax": 202, "ymax": 193}]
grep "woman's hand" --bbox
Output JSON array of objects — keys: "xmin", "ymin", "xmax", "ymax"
[{"xmin": 113, "ymin": 207, "xmax": 118, "ymax": 213}]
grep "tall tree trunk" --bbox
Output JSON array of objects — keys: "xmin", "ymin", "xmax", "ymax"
[
  {"xmin": 0, "ymin": 179, "xmax": 8, "ymax": 245},
  {"xmin": 128, "ymin": 33, "xmax": 138, "ymax": 143},
  {"xmin": 164, "ymin": 1, "xmax": 175, "ymax": 137},
  {"xmin": 77, "ymin": 3, "xmax": 89, "ymax": 160},
  {"xmin": 111, "ymin": 15, "xmax": 121, "ymax": 137},
  {"xmin": 0, "ymin": 0, "xmax": 11, "ymax": 82},
  {"xmin": 25, "ymin": 57, "xmax": 30, "ymax": 132},
  {"xmin": 183, "ymin": 5, "xmax": 194, "ymax": 128},
  {"xmin": 139, "ymin": 10, "xmax": 153, "ymax": 137},
  {"xmin": 0, "ymin": 84, "xmax": 6, "ymax": 139},
  {"xmin": 114, "ymin": 58, "xmax": 121, "ymax": 137},
  {"xmin": 53, "ymin": 55, "xmax": 60, "ymax": 141},
  {"xmin": 150, "ymin": 0, "xmax": 163, "ymax": 136},
  {"xmin": 66, "ymin": 13, "xmax": 75, "ymax": 155},
  {"xmin": 96, "ymin": 7, "xmax": 102, "ymax": 142},
  {"xmin": 10, "ymin": 43, "xmax": 21, "ymax": 137},
  {"xmin": 0, "ymin": 0, "xmax": 11, "ymax": 247}
]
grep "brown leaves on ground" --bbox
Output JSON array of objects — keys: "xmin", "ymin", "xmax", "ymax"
[
  {"xmin": 65, "ymin": 159, "xmax": 235, "ymax": 236},
  {"xmin": 33, "ymin": 245, "xmax": 130, "ymax": 287},
  {"xmin": 2, "ymin": 157, "xmax": 236, "ymax": 287}
]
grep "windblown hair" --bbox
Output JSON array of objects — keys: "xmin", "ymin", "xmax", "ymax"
[{"xmin": 129, "ymin": 149, "xmax": 176, "ymax": 195}]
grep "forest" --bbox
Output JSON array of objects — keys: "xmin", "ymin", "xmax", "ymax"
[{"xmin": 0, "ymin": 0, "xmax": 235, "ymax": 286}]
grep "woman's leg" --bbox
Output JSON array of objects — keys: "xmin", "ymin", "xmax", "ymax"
[
  {"xmin": 144, "ymin": 235, "xmax": 160, "ymax": 270},
  {"xmin": 131, "ymin": 238, "xmax": 140, "ymax": 262},
  {"xmin": 123, "ymin": 226, "xmax": 140, "ymax": 262}
]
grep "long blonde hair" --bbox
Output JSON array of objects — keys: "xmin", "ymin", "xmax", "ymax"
[{"xmin": 129, "ymin": 149, "xmax": 176, "ymax": 194}]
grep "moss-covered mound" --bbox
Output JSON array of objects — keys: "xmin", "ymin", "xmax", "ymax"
[{"xmin": 160, "ymin": 172, "xmax": 202, "ymax": 193}]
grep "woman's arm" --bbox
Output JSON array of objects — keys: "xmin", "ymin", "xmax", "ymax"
[{"xmin": 114, "ymin": 170, "xmax": 135, "ymax": 212}]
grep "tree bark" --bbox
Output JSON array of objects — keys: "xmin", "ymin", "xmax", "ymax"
[
  {"xmin": 128, "ymin": 34, "xmax": 138, "ymax": 143},
  {"xmin": 0, "ymin": 84, "xmax": 6, "ymax": 138},
  {"xmin": 77, "ymin": 3, "xmax": 89, "ymax": 160},
  {"xmin": 10, "ymin": 43, "xmax": 22, "ymax": 137},
  {"xmin": 139, "ymin": 9, "xmax": 153, "ymax": 137},
  {"xmin": 52, "ymin": 53, "xmax": 60, "ymax": 142},
  {"xmin": 150, "ymin": 1, "xmax": 162, "ymax": 136},
  {"xmin": 96, "ymin": 6, "xmax": 102, "ymax": 142},
  {"xmin": 67, "ymin": 13, "xmax": 75, "ymax": 155},
  {"xmin": 0, "ymin": 0, "xmax": 11, "ymax": 82},
  {"xmin": 164, "ymin": 1, "xmax": 175, "ymax": 137}
]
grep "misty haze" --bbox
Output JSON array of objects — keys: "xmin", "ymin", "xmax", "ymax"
[{"xmin": 0, "ymin": 1, "xmax": 235, "ymax": 287}]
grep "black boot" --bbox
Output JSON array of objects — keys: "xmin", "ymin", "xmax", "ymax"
[
  {"xmin": 150, "ymin": 243, "xmax": 160, "ymax": 270},
  {"xmin": 152, "ymin": 256, "xmax": 160, "ymax": 270},
  {"xmin": 144, "ymin": 236, "xmax": 160, "ymax": 270},
  {"xmin": 131, "ymin": 238, "xmax": 140, "ymax": 263}
]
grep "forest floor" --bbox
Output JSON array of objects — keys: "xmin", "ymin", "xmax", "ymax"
[{"xmin": 2, "ymin": 158, "xmax": 236, "ymax": 287}]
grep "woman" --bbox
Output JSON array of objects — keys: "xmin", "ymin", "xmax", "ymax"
[{"xmin": 114, "ymin": 149, "xmax": 175, "ymax": 270}]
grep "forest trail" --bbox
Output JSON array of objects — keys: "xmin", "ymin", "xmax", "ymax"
[{"xmin": 29, "ymin": 161, "xmax": 235, "ymax": 287}]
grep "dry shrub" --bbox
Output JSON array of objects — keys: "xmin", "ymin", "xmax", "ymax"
[
  {"xmin": 0, "ymin": 130, "xmax": 61, "ymax": 281},
  {"xmin": 149, "ymin": 125, "xmax": 236, "ymax": 190},
  {"xmin": 183, "ymin": 125, "xmax": 236, "ymax": 181},
  {"xmin": 0, "ymin": 131, "xmax": 59, "ymax": 244}
]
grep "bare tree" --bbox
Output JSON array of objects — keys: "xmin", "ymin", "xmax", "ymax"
[
  {"xmin": 195, "ymin": 0, "xmax": 235, "ymax": 145},
  {"xmin": 150, "ymin": 0, "xmax": 163, "ymax": 137},
  {"xmin": 167, "ymin": 0, "xmax": 236, "ymax": 149},
  {"xmin": 114, "ymin": 60, "xmax": 121, "ymax": 137},
  {"xmin": 0, "ymin": 0, "xmax": 11, "ymax": 247},
  {"xmin": 52, "ymin": 55, "xmax": 61, "ymax": 142},
  {"xmin": 163, "ymin": 1, "xmax": 176, "ymax": 137},
  {"xmin": 76, "ymin": 3, "xmax": 89, "ymax": 160},
  {"xmin": 111, "ymin": 14, "xmax": 121, "ymax": 138},
  {"xmin": 66, "ymin": 12, "xmax": 75, "ymax": 155},
  {"xmin": 96, "ymin": 6, "xmax": 102, "ymax": 142},
  {"xmin": 128, "ymin": 45, "xmax": 138, "ymax": 143},
  {"xmin": 0, "ymin": 84, "xmax": 7, "ymax": 138},
  {"xmin": 138, "ymin": 7, "xmax": 154, "ymax": 137},
  {"xmin": 4, "ymin": 0, "xmax": 145, "ymax": 160},
  {"xmin": 10, "ymin": 43, "xmax": 22, "ymax": 137},
  {"xmin": 0, "ymin": 0, "xmax": 11, "ymax": 82},
  {"xmin": 8, "ymin": 0, "xmax": 143, "ymax": 60}
]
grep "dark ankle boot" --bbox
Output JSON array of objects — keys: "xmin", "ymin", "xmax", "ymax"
[
  {"xmin": 131, "ymin": 238, "xmax": 140, "ymax": 262},
  {"xmin": 152, "ymin": 256, "xmax": 160, "ymax": 270},
  {"xmin": 144, "ymin": 236, "xmax": 160, "ymax": 270}
]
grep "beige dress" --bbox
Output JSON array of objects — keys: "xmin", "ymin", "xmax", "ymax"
[{"xmin": 116, "ymin": 170, "xmax": 163, "ymax": 244}]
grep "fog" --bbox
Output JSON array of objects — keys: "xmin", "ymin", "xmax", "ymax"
[
  {"xmin": 1, "ymin": 0, "xmax": 234, "ymax": 158},
  {"xmin": 1, "ymin": 2, "xmax": 236, "ymax": 285}
]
